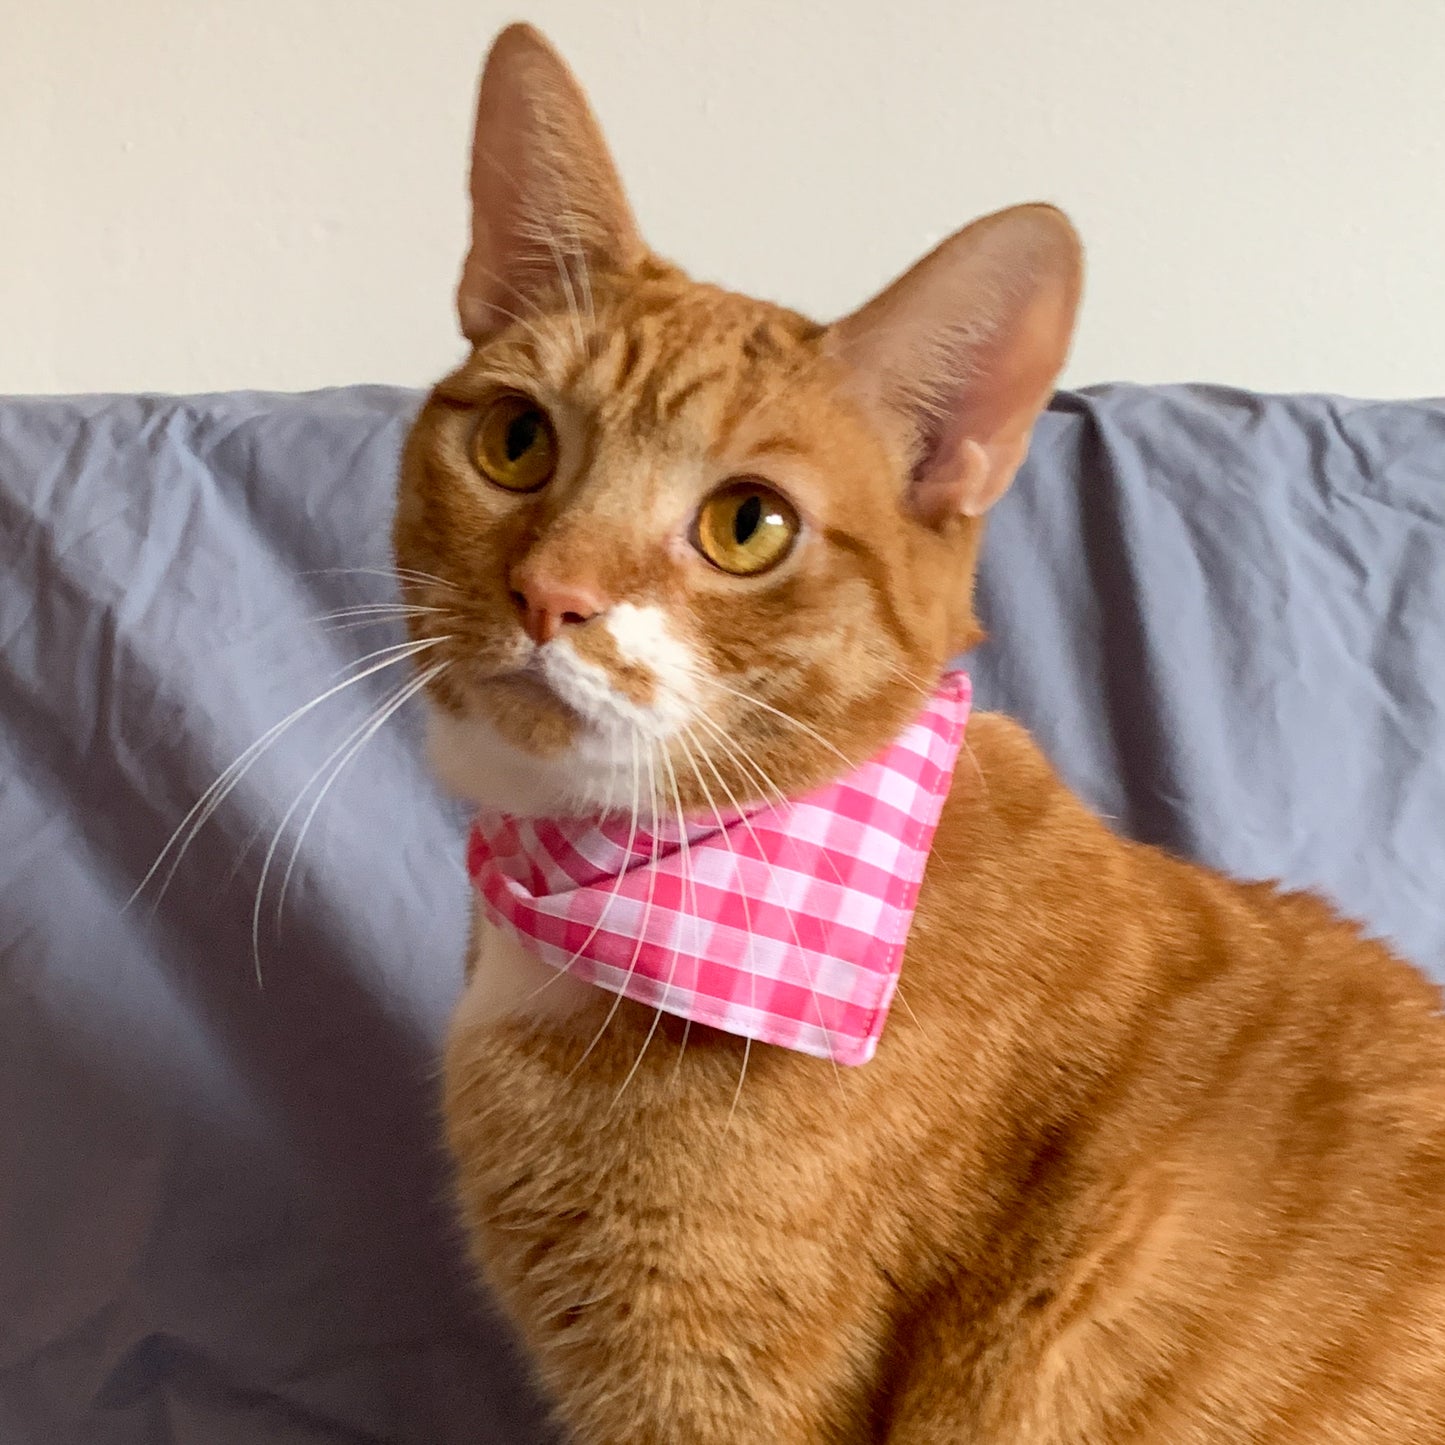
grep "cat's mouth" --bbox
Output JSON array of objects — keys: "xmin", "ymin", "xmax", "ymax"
[
  {"xmin": 458, "ymin": 621, "xmax": 691, "ymax": 751},
  {"xmin": 486, "ymin": 664, "xmax": 576, "ymax": 719},
  {"xmin": 422, "ymin": 604, "xmax": 702, "ymax": 815},
  {"xmin": 426, "ymin": 630, "xmax": 695, "ymax": 816},
  {"xmin": 452, "ymin": 671, "xmax": 576, "ymax": 766}
]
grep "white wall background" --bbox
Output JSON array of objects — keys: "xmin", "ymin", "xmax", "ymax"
[{"xmin": 3, "ymin": 0, "xmax": 1443, "ymax": 398}]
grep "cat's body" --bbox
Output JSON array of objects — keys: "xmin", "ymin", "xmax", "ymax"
[
  {"xmin": 396, "ymin": 25, "xmax": 1445, "ymax": 1442},
  {"xmin": 445, "ymin": 713, "xmax": 1445, "ymax": 1443}
]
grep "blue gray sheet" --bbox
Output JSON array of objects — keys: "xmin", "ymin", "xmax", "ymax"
[{"xmin": 2, "ymin": 383, "xmax": 1442, "ymax": 1443}]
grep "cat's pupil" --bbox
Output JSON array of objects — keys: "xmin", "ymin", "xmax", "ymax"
[
  {"xmin": 733, "ymin": 494, "xmax": 762, "ymax": 545},
  {"xmin": 505, "ymin": 412, "xmax": 539, "ymax": 461}
]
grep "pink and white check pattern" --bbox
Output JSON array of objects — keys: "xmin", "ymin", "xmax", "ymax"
[{"xmin": 467, "ymin": 671, "xmax": 972, "ymax": 1066}]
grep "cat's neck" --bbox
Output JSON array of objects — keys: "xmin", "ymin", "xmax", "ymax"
[{"xmin": 455, "ymin": 904, "xmax": 597, "ymax": 1032}]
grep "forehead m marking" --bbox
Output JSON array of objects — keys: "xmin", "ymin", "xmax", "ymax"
[{"xmin": 653, "ymin": 366, "xmax": 732, "ymax": 424}]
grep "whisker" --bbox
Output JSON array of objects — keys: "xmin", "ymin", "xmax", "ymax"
[
  {"xmin": 690, "ymin": 712, "xmax": 848, "ymax": 905},
  {"xmin": 321, "ymin": 613, "xmax": 451, "ymax": 637},
  {"xmin": 668, "ymin": 736, "xmax": 707, "ymax": 1088},
  {"xmin": 673, "ymin": 1018, "xmax": 692, "ymax": 1088},
  {"xmin": 528, "ymin": 219, "xmax": 587, "ymax": 355},
  {"xmin": 728, "ymin": 1038, "xmax": 752, "ymax": 1133},
  {"xmin": 259, "ymin": 660, "xmax": 422, "ymax": 920},
  {"xmin": 218, "ymin": 639, "xmax": 455, "ymax": 887},
  {"xmin": 559, "ymin": 209, "xmax": 598, "ymax": 349},
  {"xmin": 703, "ymin": 679, "xmax": 853, "ymax": 767},
  {"xmin": 393, "ymin": 572, "xmax": 463, "ymax": 595},
  {"xmin": 892, "ymin": 981, "xmax": 925, "ymax": 1037},
  {"xmin": 701, "ymin": 672, "xmax": 951, "ymax": 1059},
  {"xmin": 323, "ymin": 633, "xmax": 454, "ymax": 685},
  {"xmin": 570, "ymin": 740, "xmax": 662, "ymax": 1079},
  {"xmin": 128, "ymin": 636, "xmax": 448, "ymax": 908},
  {"xmin": 455, "ymin": 198, "xmax": 551, "ymax": 320},
  {"xmin": 303, "ymin": 565, "xmax": 463, "ymax": 595},
  {"xmin": 516, "ymin": 729, "xmax": 643, "ymax": 1009},
  {"xmin": 689, "ymin": 710, "xmax": 792, "ymax": 813},
  {"xmin": 273, "ymin": 657, "xmax": 450, "ymax": 928},
  {"xmin": 684, "ymin": 723, "xmax": 844, "ymax": 1095},
  {"xmin": 473, "ymin": 293, "xmax": 558, "ymax": 359},
  {"xmin": 253, "ymin": 660, "xmax": 446, "ymax": 983},
  {"xmin": 313, "ymin": 602, "xmax": 447, "ymax": 625},
  {"xmin": 675, "ymin": 726, "xmax": 767, "ymax": 1128},
  {"xmin": 612, "ymin": 743, "xmax": 694, "ymax": 1109},
  {"xmin": 883, "ymin": 661, "xmax": 933, "ymax": 699}
]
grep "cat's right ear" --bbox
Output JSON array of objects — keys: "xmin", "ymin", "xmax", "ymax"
[
  {"xmin": 826, "ymin": 205, "xmax": 1082, "ymax": 529},
  {"xmin": 458, "ymin": 24, "xmax": 645, "ymax": 344}
]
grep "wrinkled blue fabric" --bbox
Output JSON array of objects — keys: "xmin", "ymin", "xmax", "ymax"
[{"xmin": 1, "ymin": 383, "xmax": 1441, "ymax": 1443}]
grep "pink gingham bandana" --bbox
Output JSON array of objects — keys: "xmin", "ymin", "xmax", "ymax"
[{"xmin": 466, "ymin": 671, "xmax": 971, "ymax": 1066}]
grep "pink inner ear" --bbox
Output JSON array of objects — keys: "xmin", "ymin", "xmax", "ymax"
[
  {"xmin": 910, "ymin": 439, "xmax": 996, "ymax": 526},
  {"xmin": 827, "ymin": 205, "xmax": 1082, "ymax": 527},
  {"xmin": 458, "ymin": 25, "xmax": 645, "ymax": 345}
]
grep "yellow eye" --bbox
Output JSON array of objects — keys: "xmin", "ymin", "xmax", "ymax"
[
  {"xmin": 471, "ymin": 394, "xmax": 558, "ymax": 492},
  {"xmin": 693, "ymin": 481, "xmax": 800, "ymax": 576}
]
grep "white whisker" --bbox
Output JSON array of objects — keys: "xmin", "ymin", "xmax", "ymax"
[
  {"xmin": 690, "ymin": 709, "xmax": 849, "ymax": 895},
  {"xmin": 313, "ymin": 602, "xmax": 447, "ymax": 625},
  {"xmin": 570, "ymin": 740, "xmax": 661, "ymax": 1079},
  {"xmin": 689, "ymin": 710, "xmax": 792, "ymax": 812},
  {"xmin": 321, "ymin": 613, "xmax": 449, "ymax": 637},
  {"xmin": 303, "ymin": 565, "xmax": 463, "ymax": 595},
  {"xmin": 673, "ymin": 1018, "xmax": 691, "ymax": 1087},
  {"xmin": 883, "ymin": 661, "xmax": 933, "ymax": 698},
  {"xmin": 892, "ymin": 981, "xmax": 925, "ymax": 1037},
  {"xmin": 612, "ymin": 743, "xmax": 694, "ymax": 1108},
  {"xmin": 252, "ymin": 659, "xmax": 446, "ymax": 983},
  {"xmin": 533, "ymin": 221, "xmax": 587, "ymax": 355},
  {"xmin": 728, "ymin": 1037, "xmax": 752, "ymax": 1132},
  {"xmin": 959, "ymin": 735, "xmax": 991, "ymax": 808},
  {"xmin": 516, "ymin": 729, "xmax": 642, "ymax": 1009},
  {"xmin": 219, "ymin": 638, "xmax": 455, "ymax": 890},
  {"xmin": 559, "ymin": 209, "xmax": 598, "ymax": 345},
  {"xmin": 477, "ymin": 295, "xmax": 558, "ymax": 358},
  {"xmin": 684, "ymin": 723, "xmax": 843, "ymax": 1095},
  {"xmin": 322, "ymin": 633, "xmax": 454, "ymax": 685},
  {"xmin": 128, "ymin": 635, "xmax": 448, "ymax": 908},
  {"xmin": 273, "ymin": 658, "xmax": 450, "ymax": 927},
  {"xmin": 675, "ymin": 727, "xmax": 765, "ymax": 1129},
  {"xmin": 704, "ymin": 678, "xmax": 853, "ymax": 767}
]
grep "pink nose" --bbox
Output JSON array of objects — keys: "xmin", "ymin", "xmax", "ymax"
[{"xmin": 508, "ymin": 567, "xmax": 605, "ymax": 646}]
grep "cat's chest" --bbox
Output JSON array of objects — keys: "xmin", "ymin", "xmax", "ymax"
[{"xmin": 453, "ymin": 904, "xmax": 596, "ymax": 1030}]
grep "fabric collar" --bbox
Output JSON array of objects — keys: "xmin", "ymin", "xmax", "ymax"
[{"xmin": 466, "ymin": 671, "xmax": 971, "ymax": 1066}]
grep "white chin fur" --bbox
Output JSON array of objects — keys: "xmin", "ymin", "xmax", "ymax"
[{"xmin": 427, "ymin": 603, "xmax": 698, "ymax": 818}]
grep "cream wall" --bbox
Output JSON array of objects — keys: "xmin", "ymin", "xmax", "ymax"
[{"xmin": 3, "ymin": 0, "xmax": 1443, "ymax": 398}]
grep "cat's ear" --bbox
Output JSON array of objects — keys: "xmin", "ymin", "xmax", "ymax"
[
  {"xmin": 458, "ymin": 24, "xmax": 645, "ymax": 343},
  {"xmin": 826, "ymin": 205, "xmax": 1082, "ymax": 527}
]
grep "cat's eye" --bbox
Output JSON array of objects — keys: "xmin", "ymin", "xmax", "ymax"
[
  {"xmin": 693, "ymin": 481, "xmax": 800, "ymax": 576},
  {"xmin": 471, "ymin": 394, "xmax": 558, "ymax": 492}
]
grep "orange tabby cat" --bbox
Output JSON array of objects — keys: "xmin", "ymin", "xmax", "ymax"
[{"xmin": 394, "ymin": 24, "xmax": 1445, "ymax": 1443}]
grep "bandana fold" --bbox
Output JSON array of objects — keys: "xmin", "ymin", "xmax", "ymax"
[{"xmin": 467, "ymin": 671, "xmax": 971, "ymax": 1065}]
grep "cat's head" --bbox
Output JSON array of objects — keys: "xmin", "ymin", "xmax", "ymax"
[{"xmin": 394, "ymin": 23, "xmax": 1080, "ymax": 820}]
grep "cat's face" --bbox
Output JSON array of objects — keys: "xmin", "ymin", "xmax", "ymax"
[
  {"xmin": 394, "ymin": 24, "xmax": 1081, "ymax": 820},
  {"xmin": 395, "ymin": 273, "xmax": 976, "ymax": 818}
]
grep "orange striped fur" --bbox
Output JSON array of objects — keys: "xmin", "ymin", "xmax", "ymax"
[{"xmin": 393, "ymin": 25, "xmax": 1445, "ymax": 1443}]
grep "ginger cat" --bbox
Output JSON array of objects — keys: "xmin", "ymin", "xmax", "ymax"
[{"xmin": 394, "ymin": 24, "xmax": 1445, "ymax": 1443}]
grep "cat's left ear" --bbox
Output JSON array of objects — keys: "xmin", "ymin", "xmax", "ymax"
[
  {"xmin": 458, "ymin": 24, "xmax": 646, "ymax": 344},
  {"xmin": 826, "ymin": 204, "xmax": 1082, "ymax": 527}
]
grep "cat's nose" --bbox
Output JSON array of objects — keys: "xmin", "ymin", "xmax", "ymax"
[{"xmin": 508, "ymin": 565, "xmax": 606, "ymax": 646}]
